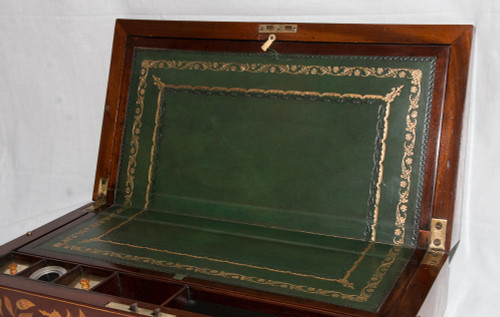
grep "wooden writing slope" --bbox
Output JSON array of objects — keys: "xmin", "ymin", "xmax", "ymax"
[{"xmin": 0, "ymin": 20, "xmax": 472, "ymax": 317}]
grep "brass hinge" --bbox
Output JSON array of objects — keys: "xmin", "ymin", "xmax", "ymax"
[
  {"xmin": 429, "ymin": 218, "xmax": 447, "ymax": 251},
  {"xmin": 259, "ymin": 24, "xmax": 298, "ymax": 33},
  {"xmin": 422, "ymin": 249, "xmax": 444, "ymax": 266},
  {"xmin": 94, "ymin": 177, "xmax": 109, "ymax": 208},
  {"xmin": 422, "ymin": 218, "xmax": 447, "ymax": 266}
]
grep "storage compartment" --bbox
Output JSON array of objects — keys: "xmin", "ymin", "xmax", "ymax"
[
  {"xmin": 0, "ymin": 253, "xmax": 42, "ymax": 276},
  {"xmin": 55, "ymin": 265, "xmax": 112, "ymax": 290},
  {"xmin": 166, "ymin": 287, "xmax": 282, "ymax": 317},
  {"xmin": 16, "ymin": 258, "xmax": 75, "ymax": 282},
  {"xmin": 92, "ymin": 273, "xmax": 184, "ymax": 305}
]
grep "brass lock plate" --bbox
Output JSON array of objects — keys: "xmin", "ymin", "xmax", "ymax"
[{"xmin": 258, "ymin": 24, "xmax": 298, "ymax": 33}]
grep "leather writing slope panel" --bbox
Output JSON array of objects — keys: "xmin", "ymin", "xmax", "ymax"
[
  {"xmin": 36, "ymin": 48, "xmax": 436, "ymax": 312},
  {"xmin": 110, "ymin": 49, "xmax": 437, "ymax": 247}
]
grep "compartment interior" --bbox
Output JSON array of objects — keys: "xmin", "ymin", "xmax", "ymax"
[
  {"xmin": 55, "ymin": 265, "xmax": 112, "ymax": 290},
  {"xmin": 92, "ymin": 273, "xmax": 184, "ymax": 305},
  {"xmin": 167, "ymin": 287, "xmax": 281, "ymax": 317},
  {"xmin": 16, "ymin": 258, "xmax": 75, "ymax": 282},
  {"xmin": 0, "ymin": 253, "xmax": 41, "ymax": 276}
]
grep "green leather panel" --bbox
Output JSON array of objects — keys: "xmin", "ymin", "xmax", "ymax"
[
  {"xmin": 114, "ymin": 49, "xmax": 436, "ymax": 246},
  {"xmin": 39, "ymin": 206, "xmax": 413, "ymax": 312},
  {"xmin": 37, "ymin": 48, "xmax": 436, "ymax": 311}
]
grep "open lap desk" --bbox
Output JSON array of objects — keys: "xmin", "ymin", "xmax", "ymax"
[{"xmin": 0, "ymin": 20, "xmax": 472, "ymax": 317}]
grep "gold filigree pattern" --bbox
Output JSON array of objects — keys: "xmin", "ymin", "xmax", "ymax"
[
  {"xmin": 125, "ymin": 57, "xmax": 423, "ymax": 244},
  {"xmin": 142, "ymin": 59, "xmax": 418, "ymax": 81},
  {"xmin": 51, "ymin": 204, "xmax": 403, "ymax": 303},
  {"xmin": 368, "ymin": 85, "xmax": 404, "ymax": 241},
  {"xmin": 64, "ymin": 208, "xmax": 361, "ymax": 289},
  {"xmin": 53, "ymin": 205, "xmax": 402, "ymax": 302},
  {"xmin": 150, "ymin": 76, "xmax": 405, "ymax": 242},
  {"xmin": 89, "ymin": 237, "xmax": 356, "ymax": 288},
  {"xmin": 153, "ymin": 79, "xmax": 388, "ymax": 101},
  {"xmin": 353, "ymin": 246, "xmax": 402, "ymax": 301},
  {"xmin": 56, "ymin": 208, "xmax": 125, "ymax": 246},
  {"xmin": 54, "ymin": 241, "xmax": 402, "ymax": 303},
  {"xmin": 123, "ymin": 62, "xmax": 151, "ymax": 207},
  {"xmin": 393, "ymin": 69, "xmax": 423, "ymax": 245}
]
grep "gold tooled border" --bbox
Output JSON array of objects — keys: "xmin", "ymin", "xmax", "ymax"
[
  {"xmin": 53, "ymin": 85, "xmax": 403, "ymax": 302},
  {"xmin": 83, "ymin": 74, "xmax": 396, "ymax": 290},
  {"xmin": 149, "ymin": 78, "xmax": 404, "ymax": 242},
  {"xmin": 123, "ymin": 59, "xmax": 423, "ymax": 244},
  {"xmin": 61, "ymin": 207, "xmax": 371, "ymax": 291},
  {"xmin": 50, "ymin": 55, "xmax": 423, "ymax": 305},
  {"xmin": 150, "ymin": 78, "xmax": 398, "ymax": 236},
  {"xmin": 55, "ymin": 235, "xmax": 402, "ymax": 303}
]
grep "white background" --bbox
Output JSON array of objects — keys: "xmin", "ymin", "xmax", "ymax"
[{"xmin": 0, "ymin": 1, "xmax": 498, "ymax": 316}]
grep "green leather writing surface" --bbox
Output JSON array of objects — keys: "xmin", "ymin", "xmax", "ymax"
[
  {"xmin": 41, "ymin": 205, "xmax": 413, "ymax": 311},
  {"xmin": 38, "ymin": 48, "xmax": 436, "ymax": 311}
]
